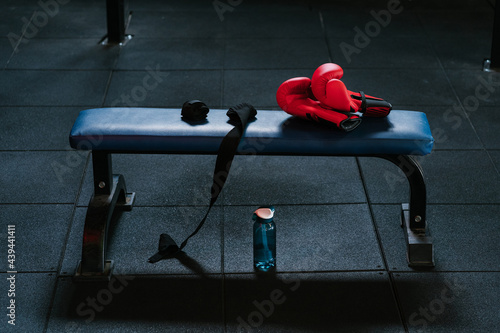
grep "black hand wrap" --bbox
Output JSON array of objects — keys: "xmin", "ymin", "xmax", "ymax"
[
  {"xmin": 148, "ymin": 103, "xmax": 257, "ymax": 263},
  {"xmin": 181, "ymin": 100, "xmax": 210, "ymax": 121}
]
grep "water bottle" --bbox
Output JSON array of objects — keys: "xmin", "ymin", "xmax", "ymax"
[{"xmin": 253, "ymin": 206, "xmax": 276, "ymax": 272}]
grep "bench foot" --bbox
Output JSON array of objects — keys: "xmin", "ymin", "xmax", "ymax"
[
  {"xmin": 401, "ymin": 203, "xmax": 434, "ymax": 267},
  {"xmin": 74, "ymin": 260, "xmax": 115, "ymax": 282},
  {"xmin": 117, "ymin": 192, "xmax": 135, "ymax": 211},
  {"xmin": 74, "ymin": 170, "xmax": 135, "ymax": 281}
]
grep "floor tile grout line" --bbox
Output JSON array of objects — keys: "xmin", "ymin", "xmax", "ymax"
[
  {"xmin": 0, "ymin": 149, "xmax": 87, "ymax": 152},
  {"xmin": 1, "ymin": 148, "xmax": 495, "ymax": 153},
  {"xmin": 0, "ymin": 202, "xmax": 82, "ymax": 206},
  {"xmin": 8, "ymin": 67, "xmax": 497, "ymax": 72},
  {"xmin": 392, "ymin": 270, "xmax": 500, "ymax": 274},
  {"xmin": 209, "ymin": 202, "xmax": 369, "ymax": 208},
  {"xmin": 97, "ymin": 35, "xmax": 123, "ymax": 108},
  {"xmin": 221, "ymin": 201, "xmax": 227, "ymax": 332},
  {"xmin": 17, "ymin": 35, "xmax": 333, "ymax": 40},
  {"xmin": 223, "ymin": 269, "xmax": 386, "ymax": 275},
  {"xmin": 0, "ymin": 105, "xmax": 111, "ymax": 108},
  {"xmin": 42, "ymin": 152, "xmax": 91, "ymax": 333},
  {"xmin": 220, "ymin": 20, "xmax": 228, "ymax": 331},
  {"xmin": 101, "ymin": 70, "xmax": 115, "ymax": 107},
  {"xmin": 220, "ymin": 22, "xmax": 227, "ymax": 112},
  {"xmin": 48, "ymin": 269, "xmax": 500, "ymax": 277},
  {"xmin": 388, "ymin": 271, "xmax": 410, "ymax": 331},
  {"xmin": 373, "ymin": 202, "xmax": 500, "ymax": 207},
  {"xmin": 1, "ymin": 68, "xmax": 116, "ymax": 72},
  {"xmin": 0, "ymin": 271, "xmax": 59, "ymax": 274},
  {"xmin": 3, "ymin": 66, "xmax": 475, "ymax": 73},
  {"xmin": 318, "ymin": 10, "xmax": 333, "ymax": 63},
  {"xmin": 354, "ymin": 156, "xmax": 410, "ymax": 332},
  {"xmin": 6, "ymin": 201, "xmax": 498, "ymax": 208}
]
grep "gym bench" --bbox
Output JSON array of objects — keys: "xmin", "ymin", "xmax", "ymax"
[{"xmin": 69, "ymin": 107, "xmax": 435, "ymax": 280}]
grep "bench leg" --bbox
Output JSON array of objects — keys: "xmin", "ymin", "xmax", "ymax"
[
  {"xmin": 379, "ymin": 155, "xmax": 434, "ymax": 267},
  {"xmin": 74, "ymin": 152, "xmax": 135, "ymax": 281}
]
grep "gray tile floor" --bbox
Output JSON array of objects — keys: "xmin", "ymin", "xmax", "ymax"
[{"xmin": 0, "ymin": 0, "xmax": 499, "ymax": 332}]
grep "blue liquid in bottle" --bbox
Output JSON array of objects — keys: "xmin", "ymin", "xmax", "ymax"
[{"xmin": 253, "ymin": 206, "xmax": 276, "ymax": 272}]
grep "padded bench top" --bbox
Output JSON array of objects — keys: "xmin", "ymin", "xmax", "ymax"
[{"xmin": 70, "ymin": 108, "xmax": 434, "ymax": 156}]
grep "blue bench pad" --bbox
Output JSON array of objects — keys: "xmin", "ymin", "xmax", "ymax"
[{"xmin": 69, "ymin": 108, "xmax": 434, "ymax": 156}]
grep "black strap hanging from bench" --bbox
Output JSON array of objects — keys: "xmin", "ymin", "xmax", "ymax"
[{"xmin": 148, "ymin": 103, "xmax": 257, "ymax": 263}]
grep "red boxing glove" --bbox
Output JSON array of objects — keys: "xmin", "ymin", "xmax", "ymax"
[
  {"xmin": 276, "ymin": 77, "xmax": 361, "ymax": 132},
  {"xmin": 311, "ymin": 63, "xmax": 392, "ymax": 117}
]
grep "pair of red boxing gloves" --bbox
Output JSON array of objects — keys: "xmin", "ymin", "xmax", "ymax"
[{"xmin": 276, "ymin": 63, "xmax": 392, "ymax": 132}]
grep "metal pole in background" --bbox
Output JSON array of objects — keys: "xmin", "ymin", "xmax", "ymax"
[
  {"xmin": 484, "ymin": 1, "xmax": 500, "ymax": 71},
  {"xmin": 105, "ymin": 0, "xmax": 128, "ymax": 45}
]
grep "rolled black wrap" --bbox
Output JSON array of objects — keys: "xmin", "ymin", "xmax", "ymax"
[
  {"xmin": 181, "ymin": 100, "xmax": 210, "ymax": 121},
  {"xmin": 226, "ymin": 103, "xmax": 257, "ymax": 124}
]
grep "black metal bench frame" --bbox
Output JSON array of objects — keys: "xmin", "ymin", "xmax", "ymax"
[{"xmin": 75, "ymin": 150, "xmax": 433, "ymax": 281}]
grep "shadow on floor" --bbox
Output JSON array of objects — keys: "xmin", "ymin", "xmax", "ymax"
[{"xmin": 47, "ymin": 272, "xmax": 448, "ymax": 332}]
